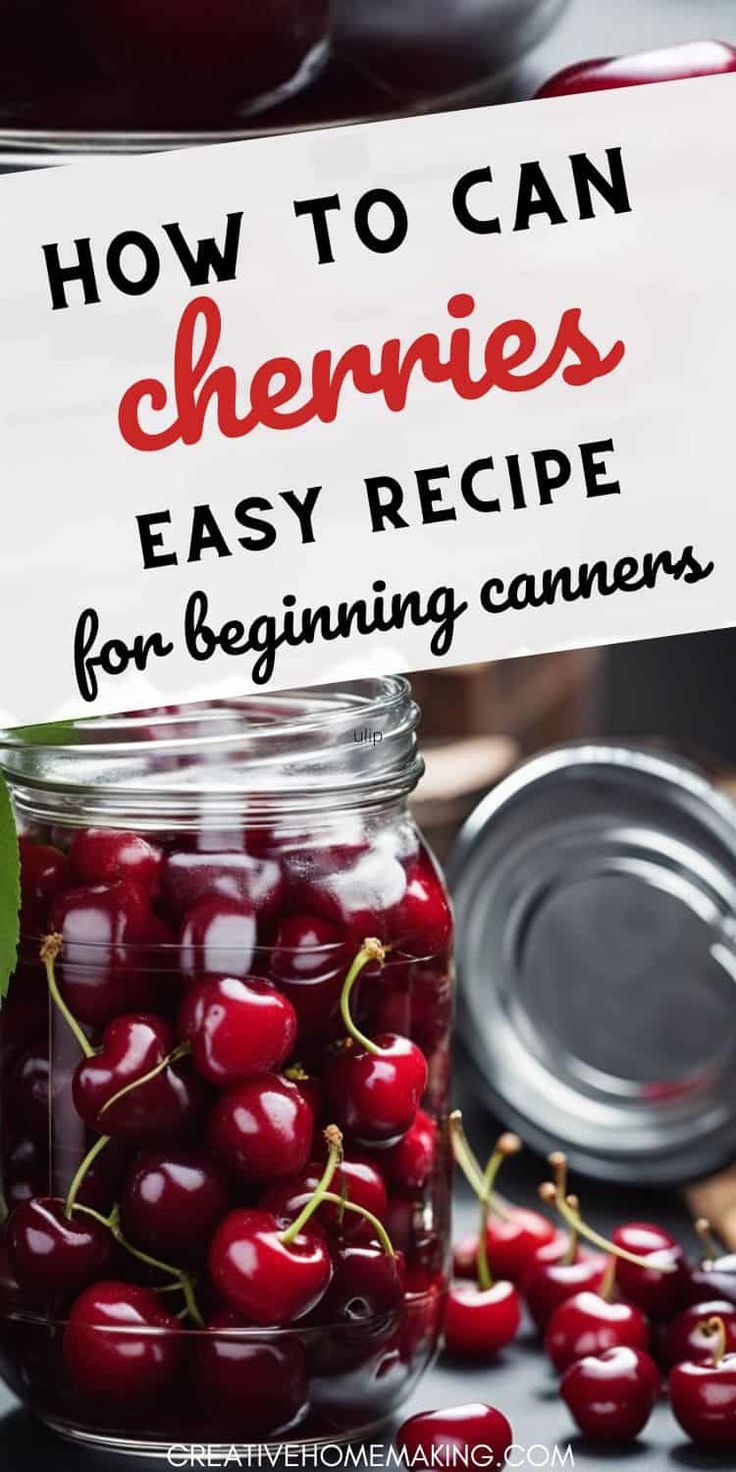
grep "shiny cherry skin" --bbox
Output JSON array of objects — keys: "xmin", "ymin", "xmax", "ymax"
[
  {"xmin": 611, "ymin": 1222, "xmax": 689, "ymax": 1320},
  {"xmin": 9, "ymin": 1047, "xmax": 49, "ymax": 1139},
  {"xmin": 665, "ymin": 1301, "xmax": 736, "ymax": 1368},
  {"xmin": 162, "ymin": 849, "xmax": 283, "ymax": 932},
  {"xmin": 120, "ymin": 1148, "xmax": 230, "ymax": 1266},
  {"xmin": 208, "ymin": 1074, "xmax": 313, "ymax": 1184},
  {"xmin": 670, "ymin": 1345, "xmax": 736, "ymax": 1446},
  {"xmin": 561, "ymin": 1345, "xmax": 660, "ymax": 1441},
  {"xmin": 195, "ymin": 1306, "xmax": 308, "ymax": 1435},
  {"xmin": 537, "ymin": 40, "xmax": 736, "ymax": 99},
  {"xmin": 382, "ymin": 1109, "xmax": 436, "ymax": 1190},
  {"xmin": 444, "ymin": 1279, "xmax": 521, "ymax": 1359},
  {"xmin": 69, "ymin": 829, "xmax": 163, "ymax": 896},
  {"xmin": 687, "ymin": 1261, "xmax": 736, "ymax": 1310},
  {"xmin": 178, "ymin": 896, "xmax": 257, "ymax": 985},
  {"xmin": 315, "ymin": 1242, "xmax": 404, "ymax": 1325},
  {"xmin": 208, "ymin": 1208, "xmax": 332, "ymax": 1325},
  {"xmin": 260, "ymin": 1154, "xmax": 388, "ymax": 1243},
  {"xmin": 454, "ymin": 1208, "xmax": 557, "ymax": 1286},
  {"xmin": 7, "ymin": 1196, "xmax": 112, "ymax": 1295},
  {"xmin": 397, "ymin": 1403, "xmax": 513, "ymax": 1467},
  {"xmin": 18, "ymin": 838, "xmax": 70, "ymax": 934},
  {"xmin": 63, "ymin": 1280, "xmax": 180, "ymax": 1401},
  {"xmin": 178, "ymin": 974, "xmax": 296, "ymax": 1086},
  {"xmin": 545, "ymin": 1289, "xmax": 649, "ymax": 1374},
  {"xmin": 324, "ymin": 1034, "xmax": 428, "ymax": 1144},
  {"xmin": 294, "ymin": 844, "xmax": 408, "ymax": 948},
  {"xmin": 524, "ymin": 1253, "xmax": 607, "ymax": 1332},
  {"xmin": 50, "ymin": 880, "xmax": 171, "ymax": 1027},
  {"xmin": 73, "ymin": 1013, "xmax": 204, "ymax": 1140},
  {"xmin": 269, "ymin": 913, "xmax": 346, "ymax": 1043},
  {"xmin": 387, "ymin": 855, "xmax": 453, "ymax": 955}
]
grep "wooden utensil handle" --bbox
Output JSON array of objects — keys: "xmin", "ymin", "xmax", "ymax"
[{"xmin": 685, "ymin": 1169, "xmax": 736, "ymax": 1251}]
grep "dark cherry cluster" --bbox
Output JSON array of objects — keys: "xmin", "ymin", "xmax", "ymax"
[
  {"xmin": 0, "ymin": 820, "xmax": 452, "ymax": 1439},
  {"xmin": 440, "ymin": 1127, "xmax": 736, "ymax": 1452}
]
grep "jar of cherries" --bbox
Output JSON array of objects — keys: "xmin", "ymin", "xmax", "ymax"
[{"xmin": 0, "ymin": 680, "xmax": 452, "ymax": 1451}]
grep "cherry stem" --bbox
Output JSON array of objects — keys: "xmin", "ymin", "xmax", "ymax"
[
  {"xmin": 64, "ymin": 1133, "xmax": 111, "ymax": 1220},
  {"xmin": 539, "ymin": 1170, "xmax": 677, "ymax": 1274},
  {"xmin": 280, "ymin": 1126, "xmax": 343, "ymax": 1246},
  {"xmin": 599, "ymin": 1252, "xmax": 618, "ymax": 1303},
  {"xmin": 448, "ymin": 1111, "xmax": 489, "ymax": 1202},
  {"xmin": 476, "ymin": 1133, "xmax": 522, "ymax": 1292},
  {"xmin": 704, "ymin": 1315, "xmax": 727, "ymax": 1368},
  {"xmin": 98, "ymin": 1042, "xmax": 191, "ymax": 1118},
  {"xmin": 71, "ymin": 1202, "xmax": 205, "ymax": 1327},
  {"xmin": 40, "ymin": 933, "xmax": 95, "ymax": 1059},
  {"xmin": 695, "ymin": 1217, "xmax": 724, "ymax": 1268},
  {"xmin": 339, "ymin": 938, "xmax": 387, "ymax": 1056},
  {"xmin": 320, "ymin": 1193, "xmax": 396, "ymax": 1258}
]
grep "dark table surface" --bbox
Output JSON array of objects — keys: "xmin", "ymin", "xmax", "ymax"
[{"xmin": 3, "ymin": 0, "xmax": 736, "ymax": 1464}]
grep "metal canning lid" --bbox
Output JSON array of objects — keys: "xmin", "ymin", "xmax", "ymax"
[{"xmin": 450, "ymin": 743, "xmax": 736, "ymax": 1185}]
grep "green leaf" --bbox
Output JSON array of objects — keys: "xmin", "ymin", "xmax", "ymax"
[
  {"xmin": 0, "ymin": 774, "xmax": 20, "ymax": 1005},
  {"xmin": 9, "ymin": 719, "xmax": 80, "ymax": 746}
]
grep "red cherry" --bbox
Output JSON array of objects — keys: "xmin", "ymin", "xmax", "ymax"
[
  {"xmin": 381, "ymin": 1109, "xmax": 437, "ymax": 1190},
  {"xmin": 315, "ymin": 1242, "xmax": 403, "ymax": 1324},
  {"xmin": 524, "ymin": 1253, "xmax": 607, "ymax": 1332},
  {"xmin": 8, "ymin": 1047, "xmax": 49, "ymax": 1139},
  {"xmin": 120, "ymin": 1148, "xmax": 230, "ymax": 1266},
  {"xmin": 537, "ymin": 40, "xmax": 736, "ymax": 98},
  {"xmin": 292, "ymin": 845, "xmax": 408, "ymax": 947},
  {"xmin": 611, "ymin": 1222, "xmax": 689, "ymax": 1320},
  {"xmin": 686, "ymin": 1263, "xmax": 736, "ymax": 1310},
  {"xmin": 69, "ymin": 829, "xmax": 163, "ymax": 896},
  {"xmin": 387, "ymin": 854, "xmax": 453, "ymax": 955},
  {"xmin": 72, "ymin": 1014, "xmax": 204, "ymax": 1140},
  {"xmin": 162, "ymin": 850, "xmax": 283, "ymax": 932},
  {"xmin": 18, "ymin": 839, "xmax": 70, "ymax": 935},
  {"xmin": 7, "ymin": 1196, "xmax": 112, "ymax": 1295},
  {"xmin": 561, "ymin": 1345, "xmax": 660, "ymax": 1441},
  {"xmin": 544, "ymin": 1288, "xmax": 649, "ymax": 1374},
  {"xmin": 396, "ymin": 1403, "xmax": 513, "ymax": 1467},
  {"xmin": 270, "ymin": 913, "xmax": 346, "ymax": 1043},
  {"xmin": 178, "ymin": 975, "xmax": 297, "ymax": 1086},
  {"xmin": 208, "ymin": 1074, "xmax": 313, "ymax": 1184},
  {"xmin": 260, "ymin": 1154, "xmax": 387, "ymax": 1243},
  {"xmin": 670, "ymin": 1318, "xmax": 736, "ymax": 1446},
  {"xmin": 2, "ymin": 1135, "xmax": 47, "ymax": 1209},
  {"xmin": 665, "ymin": 1301, "xmax": 736, "ymax": 1368},
  {"xmin": 324, "ymin": 1034, "xmax": 427, "ymax": 1145},
  {"xmin": 178, "ymin": 896, "xmax": 257, "ymax": 985},
  {"xmin": 194, "ymin": 1306, "xmax": 308, "ymax": 1435},
  {"xmin": 63, "ymin": 1280, "xmax": 180, "ymax": 1401},
  {"xmin": 454, "ymin": 1208, "xmax": 557, "ymax": 1287},
  {"xmin": 50, "ymin": 880, "xmax": 172, "ymax": 1026},
  {"xmin": 208, "ymin": 1208, "xmax": 331, "ymax": 1324},
  {"xmin": 444, "ymin": 1279, "xmax": 521, "ymax": 1359}
]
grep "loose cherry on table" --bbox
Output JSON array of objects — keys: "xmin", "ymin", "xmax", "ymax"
[
  {"xmin": 561, "ymin": 1345, "xmax": 660, "ymax": 1442},
  {"xmin": 685, "ymin": 1219, "xmax": 736, "ymax": 1309},
  {"xmin": 72, "ymin": 1012, "xmax": 204, "ymax": 1141},
  {"xmin": 396, "ymin": 1404, "xmax": 513, "ymax": 1468},
  {"xmin": 195, "ymin": 1307, "xmax": 309, "ymax": 1435},
  {"xmin": 49, "ymin": 881, "xmax": 172, "ymax": 1028},
  {"xmin": 453, "ymin": 1208, "xmax": 557, "ymax": 1286},
  {"xmin": 63, "ymin": 1280, "xmax": 180, "ymax": 1402},
  {"xmin": 178, "ymin": 973, "xmax": 297, "ymax": 1085},
  {"xmin": 69, "ymin": 829, "xmax": 163, "ymax": 897},
  {"xmin": 323, "ymin": 939, "xmax": 428, "ymax": 1144},
  {"xmin": 610, "ymin": 1220, "xmax": 689, "ymax": 1321},
  {"xmin": 208, "ymin": 1072, "xmax": 313, "ymax": 1184},
  {"xmin": 7, "ymin": 1195, "xmax": 112, "ymax": 1296},
  {"xmin": 544, "ymin": 1264, "xmax": 650, "ymax": 1375},
  {"xmin": 444, "ymin": 1122, "xmax": 522, "ymax": 1359},
  {"xmin": 664, "ymin": 1300, "xmax": 736, "ymax": 1368},
  {"xmin": 669, "ymin": 1316, "xmax": 736, "ymax": 1447},
  {"xmin": 536, "ymin": 40, "xmax": 736, "ymax": 99},
  {"xmin": 120, "ymin": 1147, "xmax": 230, "ymax": 1266}
]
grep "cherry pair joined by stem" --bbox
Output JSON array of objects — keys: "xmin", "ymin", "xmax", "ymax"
[{"xmin": 444, "ymin": 1121, "xmax": 522, "ymax": 1359}]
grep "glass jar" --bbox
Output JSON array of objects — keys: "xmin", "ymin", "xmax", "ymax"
[{"xmin": 0, "ymin": 680, "xmax": 453, "ymax": 1451}]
